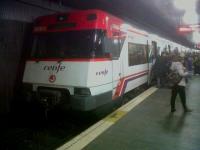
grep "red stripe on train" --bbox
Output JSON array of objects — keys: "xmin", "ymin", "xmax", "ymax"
[
  {"xmin": 113, "ymin": 70, "xmax": 149, "ymax": 99},
  {"xmin": 27, "ymin": 58, "xmax": 112, "ymax": 62}
]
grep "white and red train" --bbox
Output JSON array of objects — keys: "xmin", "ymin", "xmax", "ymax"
[{"xmin": 22, "ymin": 9, "xmax": 193, "ymax": 111}]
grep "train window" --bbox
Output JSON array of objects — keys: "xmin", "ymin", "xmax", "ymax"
[
  {"xmin": 128, "ymin": 42, "xmax": 147, "ymax": 66},
  {"xmin": 111, "ymin": 36, "xmax": 120, "ymax": 58},
  {"xmin": 104, "ymin": 37, "xmax": 119, "ymax": 59},
  {"xmin": 31, "ymin": 29, "xmax": 107, "ymax": 59},
  {"xmin": 104, "ymin": 31, "xmax": 125, "ymax": 59}
]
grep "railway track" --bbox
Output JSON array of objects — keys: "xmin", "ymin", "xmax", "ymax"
[{"xmin": 0, "ymin": 85, "xmax": 147, "ymax": 150}]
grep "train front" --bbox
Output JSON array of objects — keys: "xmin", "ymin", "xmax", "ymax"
[{"xmin": 22, "ymin": 10, "xmax": 113, "ymax": 111}]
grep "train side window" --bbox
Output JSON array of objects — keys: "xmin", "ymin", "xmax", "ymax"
[{"xmin": 128, "ymin": 42, "xmax": 147, "ymax": 66}]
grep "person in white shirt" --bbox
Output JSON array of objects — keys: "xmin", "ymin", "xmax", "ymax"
[{"xmin": 170, "ymin": 55, "xmax": 192, "ymax": 113}]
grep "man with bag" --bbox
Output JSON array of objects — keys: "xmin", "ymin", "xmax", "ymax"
[{"xmin": 169, "ymin": 54, "xmax": 192, "ymax": 113}]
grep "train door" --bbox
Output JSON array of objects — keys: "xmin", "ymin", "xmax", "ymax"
[
  {"xmin": 110, "ymin": 31, "xmax": 124, "ymax": 99},
  {"xmin": 147, "ymin": 41, "xmax": 158, "ymax": 85},
  {"xmin": 152, "ymin": 41, "xmax": 158, "ymax": 58}
]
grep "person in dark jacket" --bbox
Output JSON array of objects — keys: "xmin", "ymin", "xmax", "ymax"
[{"xmin": 154, "ymin": 52, "xmax": 168, "ymax": 87}]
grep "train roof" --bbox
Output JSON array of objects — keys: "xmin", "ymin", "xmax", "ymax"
[
  {"xmin": 33, "ymin": 9, "xmax": 124, "ymax": 32},
  {"xmin": 33, "ymin": 9, "xmax": 149, "ymax": 37}
]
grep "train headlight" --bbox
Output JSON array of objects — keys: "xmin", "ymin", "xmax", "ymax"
[{"xmin": 74, "ymin": 88, "xmax": 91, "ymax": 96}]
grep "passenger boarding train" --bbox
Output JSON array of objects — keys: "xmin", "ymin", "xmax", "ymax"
[{"xmin": 22, "ymin": 9, "xmax": 195, "ymax": 111}]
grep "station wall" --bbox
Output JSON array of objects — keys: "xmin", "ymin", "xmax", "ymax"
[{"xmin": 0, "ymin": 0, "xmax": 72, "ymax": 114}]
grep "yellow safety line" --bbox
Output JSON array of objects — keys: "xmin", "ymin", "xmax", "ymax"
[
  {"xmin": 57, "ymin": 87, "xmax": 158, "ymax": 150},
  {"xmin": 104, "ymin": 110, "xmax": 127, "ymax": 123}
]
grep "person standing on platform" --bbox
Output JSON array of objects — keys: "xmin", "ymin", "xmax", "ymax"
[
  {"xmin": 187, "ymin": 54, "xmax": 193, "ymax": 74},
  {"xmin": 154, "ymin": 52, "xmax": 168, "ymax": 88},
  {"xmin": 170, "ymin": 55, "xmax": 192, "ymax": 113}
]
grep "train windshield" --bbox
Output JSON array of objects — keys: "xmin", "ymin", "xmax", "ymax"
[{"xmin": 31, "ymin": 29, "xmax": 107, "ymax": 58}]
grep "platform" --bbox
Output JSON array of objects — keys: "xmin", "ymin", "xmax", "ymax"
[{"xmin": 58, "ymin": 76, "xmax": 200, "ymax": 150}]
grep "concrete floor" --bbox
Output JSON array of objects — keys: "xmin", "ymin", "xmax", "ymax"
[{"xmin": 83, "ymin": 76, "xmax": 200, "ymax": 150}]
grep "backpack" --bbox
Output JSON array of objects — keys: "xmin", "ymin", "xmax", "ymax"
[{"xmin": 167, "ymin": 70, "xmax": 182, "ymax": 87}]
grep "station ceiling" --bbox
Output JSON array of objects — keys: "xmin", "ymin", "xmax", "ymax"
[{"xmin": 61, "ymin": 0, "xmax": 200, "ymax": 48}]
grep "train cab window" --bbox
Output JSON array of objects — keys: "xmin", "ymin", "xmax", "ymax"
[
  {"xmin": 128, "ymin": 42, "xmax": 147, "ymax": 66},
  {"xmin": 104, "ymin": 34, "xmax": 119, "ymax": 59},
  {"xmin": 31, "ymin": 29, "xmax": 107, "ymax": 59},
  {"xmin": 104, "ymin": 31, "xmax": 125, "ymax": 59},
  {"xmin": 111, "ymin": 34, "xmax": 120, "ymax": 58}
]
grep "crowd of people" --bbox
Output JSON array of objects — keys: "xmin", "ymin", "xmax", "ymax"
[
  {"xmin": 151, "ymin": 50, "xmax": 200, "ymax": 113},
  {"xmin": 152, "ymin": 51, "xmax": 200, "ymax": 88}
]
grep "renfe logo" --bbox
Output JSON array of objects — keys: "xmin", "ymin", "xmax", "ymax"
[
  {"xmin": 43, "ymin": 63, "xmax": 66, "ymax": 73},
  {"xmin": 49, "ymin": 74, "xmax": 56, "ymax": 83},
  {"xmin": 96, "ymin": 69, "xmax": 108, "ymax": 76}
]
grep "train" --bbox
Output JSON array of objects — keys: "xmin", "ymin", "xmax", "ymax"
[{"xmin": 22, "ymin": 9, "xmax": 196, "ymax": 112}]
